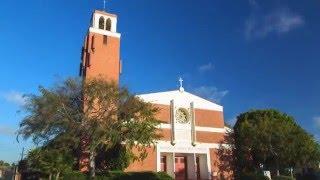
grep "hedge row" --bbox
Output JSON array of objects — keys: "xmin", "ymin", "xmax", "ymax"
[
  {"xmin": 238, "ymin": 172, "xmax": 269, "ymax": 180},
  {"xmin": 273, "ymin": 176, "xmax": 294, "ymax": 180},
  {"xmin": 63, "ymin": 171, "xmax": 173, "ymax": 180}
]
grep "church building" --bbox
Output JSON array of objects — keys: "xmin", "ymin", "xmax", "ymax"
[{"xmin": 79, "ymin": 10, "xmax": 230, "ymax": 180}]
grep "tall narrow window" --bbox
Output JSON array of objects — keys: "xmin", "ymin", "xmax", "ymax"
[
  {"xmin": 106, "ymin": 18, "xmax": 111, "ymax": 31},
  {"xmin": 160, "ymin": 156, "xmax": 167, "ymax": 172},
  {"xmin": 99, "ymin": 16, "xmax": 105, "ymax": 30},
  {"xmin": 103, "ymin": 35, "xmax": 108, "ymax": 45}
]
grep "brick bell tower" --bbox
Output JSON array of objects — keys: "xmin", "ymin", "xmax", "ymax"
[
  {"xmin": 80, "ymin": 10, "xmax": 121, "ymax": 83},
  {"xmin": 78, "ymin": 10, "xmax": 121, "ymax": 172}
]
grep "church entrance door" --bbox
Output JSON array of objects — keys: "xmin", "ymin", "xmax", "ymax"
[{"xmin": 175, "ymin": 156, "xmax": 187, "ymax": 180}]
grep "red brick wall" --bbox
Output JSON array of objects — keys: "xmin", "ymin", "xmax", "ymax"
[
  {"xmin": 210, "ymin": 148, "xmax": 233, "ymax": 179},
  {"xmin": 195, "ymin": 109, "xmax": 225, "ymax": 128},
  {"xmin": 152, "ymin": 104, "xmax": 225, "ymax": 129},
  {"xmin": 82, "ymin": 32, "xmax": 120, "ymax": 83},
  {"xmin": 125, "ymin": 147, "xmax": 157, "ymax": 172},
  {"xmin": 196, "ymin": 132, "xmax": 225, "ymax": 144},
  {"xmin": 154, "ymin": 104, "xmax": 170, "ymax": 124}
]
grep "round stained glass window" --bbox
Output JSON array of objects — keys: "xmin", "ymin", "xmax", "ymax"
[{"xmin": 175, "ymin": 108, "xmax": 189, "ymax": 124}]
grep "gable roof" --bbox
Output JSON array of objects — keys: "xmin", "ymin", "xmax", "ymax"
[{"xmin": 137, "ymin": 90, "xmax": 223, "ymax": 112}]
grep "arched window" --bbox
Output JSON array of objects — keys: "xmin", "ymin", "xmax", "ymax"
[
  {"xmin": 98, "ymin": 16, "xmax": 105, "ymax": 30},
  {"xmin": 106, "ymin": 18, "xmax": 111, "ymax": 31}
]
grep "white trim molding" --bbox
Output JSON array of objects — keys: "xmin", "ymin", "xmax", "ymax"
[
  {"xmin": 157, "ymin": 140, "xmax": 222, "ymax": 150},
  {"xmin": 137, "ymin": 90, "xmax": 223, "ymax": 112},
  {"xmin": 89, "ymin": 27, "xmax": 121, "ymax": 38},
  {"xmin": 158, "ymin": 123, "xmax": 227, "ymax": 133}
]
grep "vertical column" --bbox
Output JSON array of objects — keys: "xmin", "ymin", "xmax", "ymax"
[
  {"xmin": 207, "ymin": 150, "xmax": 212, "ymax": 180},
  {"xmin": 170, "ymin": 100, "xmax": 176, "ymax": 145},
  {"xmin": 166, "ymin": 153, "xmax": 175, "ymax": 177},
  {"xmin": 187, "ymin": 153, "xmax": 197, "ymax": 179},
  {"xmin": 190, "ymin": 102, "xmax": 196, "ymax": 146},
  {"xmin": 199, "ymin": 154, "xmax": 210, "ymax": 179},
  {"xmin": 156, "ymin": 146, "xmax": 160, "ymax": 172}
]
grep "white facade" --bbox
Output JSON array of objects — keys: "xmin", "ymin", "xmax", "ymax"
[{"xmin": 137, "ymin": 89, "xmax": 228, "ymax": 179}]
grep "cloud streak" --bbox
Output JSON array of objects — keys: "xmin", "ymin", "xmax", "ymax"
[
  {"xmin": 1, "ymin": 91, "xmax": 27, "ymax": 106},
  {"xmin": 245, "ymin": 7, "xmax": 304, "ymax": 39},
  {"xmin": 198, "ymin": 62, "xmax": 214, "ymax": 73},
  {"xmin": 0, "ymin": 125, "xmax": 15, "ymax": 136},
  {"xmin": 314, "ymin": 116, "xmax": 320, "ymax": 129},
  {"xmin": 192, "ymin": 86, "xmax": 228, "ymax": 103}
]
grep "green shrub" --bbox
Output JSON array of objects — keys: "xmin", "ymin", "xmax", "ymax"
[
  {"xmin": 63, "ymin": 171, "xmax": 173, "ymax": 180},
  {"xmin": 296, "ymin": 173, "xmax": 320, "ymax": 180},
  {"xmin": 156, "ymin": 172, "xmax": 173, "ymax": 180},
  {"xmin": 273, "ymin": 175, "xmax": 294, "ymax": 180},
  {"xmin": 113, "ymin": 171, "xmax": 158, "ymax": 180},
  {"xmin": 63, "ymin": 171, "xmax": 87, "ymax": 180},
  {"xmin": 96, "ymin": 171, "xmax": 172, "ymax": 180},
  {"xmin": 239, "ymin": 172, "xmax": 269, "ymax": 180}
]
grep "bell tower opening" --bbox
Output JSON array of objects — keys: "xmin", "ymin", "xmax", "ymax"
[
  {"xmin": 98, "ymin": 16, "xmax": 105, "ymax": 30},
  {"xmin": 79, "ymin": 10, "xmax": 121, "ymax": 83},
  {"xmin": 106, "ymin": 18, "xmax": 112, "ymax": 31}
]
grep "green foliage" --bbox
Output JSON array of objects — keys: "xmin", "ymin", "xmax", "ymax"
[
  {"xmin": 62, "ymin": 171, "xmax": 87, "ymax": 180},
  {"xmin": 61, "ymin": 171, "xmax": 173, "ymax": 180},
  {"xmin": 155, "ymin": 172, "xmax": 173, "ymax": 180},
  {"xmin": 18, "ymin": 78, "xmax": 161, "ymax": 177},
  {"xmin": 239, "ymin": 172, "xmax": 269, "ymax": 180},
  {"xmin": 96, "ymin": 144, "xmax": 132, "ymax": 171},
  {"xmin": 99, "ymin": 171, "xmax": 172, "ymax": 180},
  {"xmin": 273, "ymin": 175, "xmax": 294, "ymax": 180},
  {"xmin": 26, "ymin": 147, "xmax": 74, "ymax": 178},
  {"xmin": 0, "ymin": 160, "xmax": 10, "ymax": 167},
  {"xmin": 233, "ymin": 109, "xmax": 320, "ymax": 177}
]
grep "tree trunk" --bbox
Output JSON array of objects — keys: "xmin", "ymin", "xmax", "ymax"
[
  {"xmin": 276, "ymin": 159, "xmax": 280, "ymax": 176},
  {"xmin": 49, "ymin": 173, "xmax": 52, "ymax": 180},
  {"xmin": 89, "ymin": 151, "xmax": 96, "ymax": 178},
  {"xmin": 55, "ymin": 172, "xmax": 60, "ymax": 180}
]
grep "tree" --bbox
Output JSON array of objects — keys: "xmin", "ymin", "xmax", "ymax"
[
  {"xmin": 95, "ymin": 143, "xmax": 133, "ymax": 171},
  {"xmin": 0, "ymin": 160, "xmax": 10, "ymax": 167},
  {"xmin": 18, "ymin": 78, "xmax": 161, "ymax": 177},
  {"xmin": 27, "ymin": 148, "xmax": 73, "ymax": 180},
  {"xmin": 233, "ymin": 109, "xmax": 320, "ymax": 178}
]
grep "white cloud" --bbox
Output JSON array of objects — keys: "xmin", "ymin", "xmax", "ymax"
[
  {"xmin": 1, "ymin": 91, "xmax": 27, "ymax": 106},
  {"xmin": 0, "ymin": 125, "xmax": 15, "ymax": 136},
  {"xmin": 192, "ymin": 86, "xmax": 228, "ymax": 103},
  {"xmin": 314, "ymin": 116, "xmax": 320, "ymax": 129},
  {"xmin": 245, "ymin": 7, "xmax": 304, "ymax": 39},
  {"xmin": 248, "ymin": 0, "xmax": 258, "ymax": 7},
  {"xmin": 198, "ymin": 62, "xmax": 214, "ymax": 73}
]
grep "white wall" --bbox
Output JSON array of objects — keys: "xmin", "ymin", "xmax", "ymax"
[{"xmin": 92, "ymin": 13, "xmax": 118, "ymax": 32}]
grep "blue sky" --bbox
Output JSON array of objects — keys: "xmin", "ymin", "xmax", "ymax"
[{"xmin": 0, "ymin": 0, "xmax": 319, "ymax": 163}]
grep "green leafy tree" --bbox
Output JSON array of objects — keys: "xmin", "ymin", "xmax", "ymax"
[
  {"xmin": 95, "ymin": 143, "xmax": 132, "ymax": 171},
  {"xmin": 18, "ymin": 78, "xmax": 161, "ymax": 177},
  {"xmin": 233, "ymin": 109, "xmax": 320, "ymax": 178},
  {"xmin": 27, "ymin": 148, "xmax": 73, "ymax": 180},
  {"xmin": 0, "ymin": 160, "xmax": 10, "ymax": 167}
]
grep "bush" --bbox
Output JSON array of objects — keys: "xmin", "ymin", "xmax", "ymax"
[
  {"xmin": 110, "ymin": 171, "xmax": 161, "ymax": 180},
  {"xmin": 273, "ymin": 175, "xmax": 294, "ymax": 180},
  {"xmin": 95, "ymin": 171, "xmax": 172, "ymax": 180},
  {"xmin": 156, "ymin": 172, "xmax": 173, "ymax": 180},
  {"xmin": 239, "ymin": 172, "xmax": 269, "ymax": 180},
  {"xmin": 63, "ymin": 171, "xmax": 87, "ymax": 180},
  {"xmin": 21, "ymin": 170, "xmax": 48, "ymax": 180},
  {"xmin": 64, "ymin": 171, "xmax": 173, "ymax": 180},
  {"xmin": 296, "ymin": 173, "xmax": 320, "ymax": 180}
]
